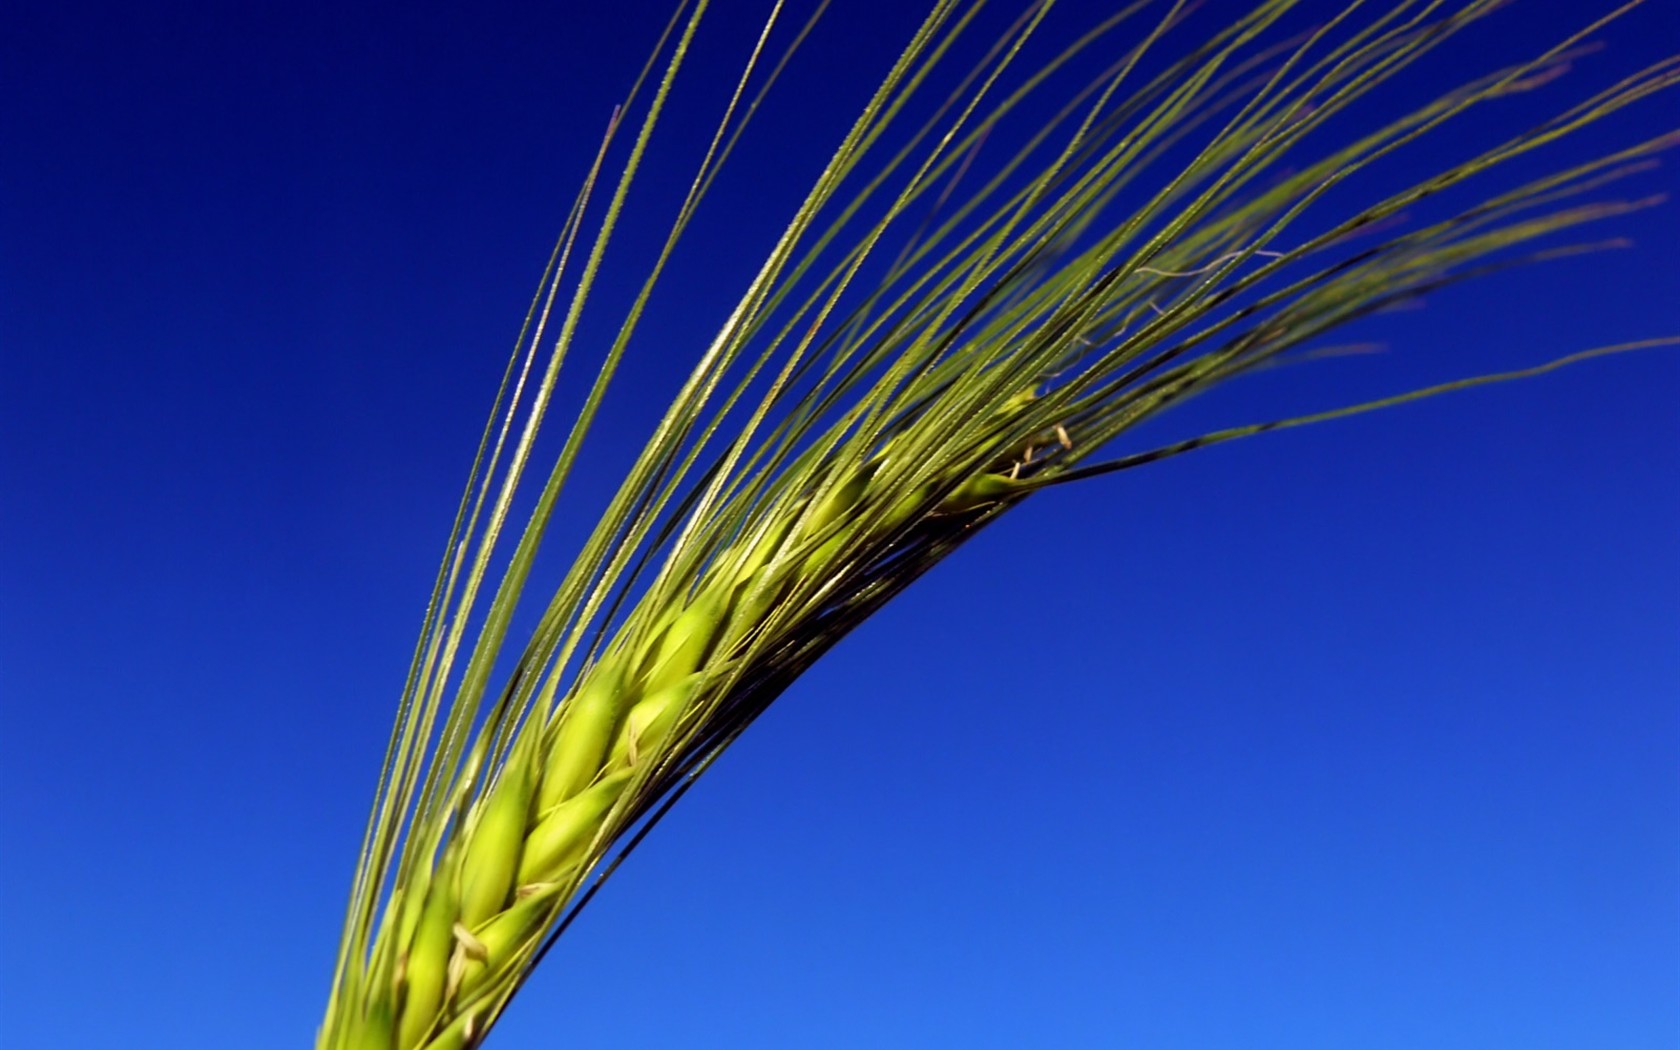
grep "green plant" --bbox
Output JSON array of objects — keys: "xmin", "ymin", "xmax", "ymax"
[{"xmin": 315, "ymin": 2, "xmax": 1675, "ymax": 1047}]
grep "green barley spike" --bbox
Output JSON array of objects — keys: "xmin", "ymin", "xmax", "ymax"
[{"xmin": 313, "ymin": 4, "xmax": 1678, "ymax": 1049}]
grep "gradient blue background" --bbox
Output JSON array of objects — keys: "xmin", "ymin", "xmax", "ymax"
[{"xmin": 3, "ymin": 1, "xmax": 1676, "ymax": 1047}]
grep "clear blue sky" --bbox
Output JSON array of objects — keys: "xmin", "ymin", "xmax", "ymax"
[{"xmin": 3, "ymin": 2, "xmax": 1676, "ymax": 1048}]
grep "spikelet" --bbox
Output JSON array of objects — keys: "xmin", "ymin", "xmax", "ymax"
[
  {"xmin": 457, "ymin": 740, "xmax": 535, "ymax": 928},
  {"xmin": 639, "ymin": 586, "xmax": 728, "ymax": 697},
  {"xmin": 802, "ymin": 462, "xmax": 877, "ymax": 539},
  {"xmin": 516, "ymin": 771, "xmax": 633, "ymax": 887},
  {"xmin": 397, "ymin": 852, "xmax": 463, "ymax": 1050},
  {"xmin": 342, "ymin": 999, "xmax": 394, "ymax": 1050},
  {"xmin": 451, "ymin": 888, "xmax": 559, "ymax": 1002},
  {"xmin": 722, "ymin": 530, "xmax": 796, "ymax": 643},
  {"xmin": 415, "ymin": 1010, "xmax": 476, "ymax": 1050},
  {"xmin": 939, "ymin": 472, "xmax": 1028, "ymax": 513},
  {"xmin": 728, "ymin": 514, "xmax": 797, "ymax": 586},
  {"xmin": 537, "ymin": 661, "xmax": 628, "ymax": 815},
  {"xmin": 607, "ymin": 674, "xmax": 704, "ymax": 770}
]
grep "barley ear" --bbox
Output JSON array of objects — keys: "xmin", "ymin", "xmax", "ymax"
[{"xmin": 313, "ymin": 4, "xmax": 1679, "ymax": 1048}]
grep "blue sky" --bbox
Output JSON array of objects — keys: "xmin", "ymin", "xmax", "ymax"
[{"xmin": 3, "ymin": 1, "xmax": 1676, "ymax": 1048}]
